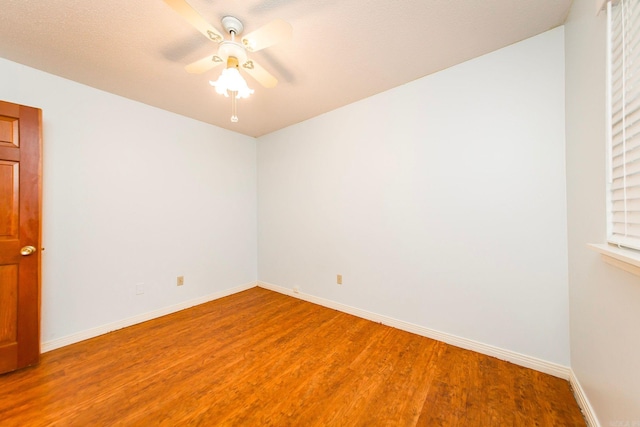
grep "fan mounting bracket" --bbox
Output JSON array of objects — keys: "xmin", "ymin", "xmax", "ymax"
[{"xmin": 221, "ymin": 16, "xmax": 244, "ymax": 35}]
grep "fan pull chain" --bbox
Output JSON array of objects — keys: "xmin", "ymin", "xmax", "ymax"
[{"xmin": 231, "ymin": 91, "xmax": 239, "ymax": 122}]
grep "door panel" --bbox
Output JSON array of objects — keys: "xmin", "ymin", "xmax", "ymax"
[
  {"xmin": 0, "ymin": 265, "xmax": 18, "ymax": 373},
  {"xmin": 0, "ymin": 115, "xmax": 19, "ymax": 148},
  {"xmin": 0, "ymin": 161, "xmax": 19, "ymax": 238},
  {"xmin": 0, "ymin": 100, "xmax": 42, "ymax": 374}
]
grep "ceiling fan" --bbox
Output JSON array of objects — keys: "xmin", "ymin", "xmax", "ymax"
[{"xmin": 164, "ymin": 0, "xmax": 292, "ymax": 121}]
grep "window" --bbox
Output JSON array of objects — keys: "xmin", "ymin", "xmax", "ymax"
[{"xmin": 607, "ymin": 0, "xmax": 640, "ymax": 250}]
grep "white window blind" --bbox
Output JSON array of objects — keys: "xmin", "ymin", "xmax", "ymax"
[{"xmin": 608, "ymin": 0, "xmax": 640, "ymax": 250}]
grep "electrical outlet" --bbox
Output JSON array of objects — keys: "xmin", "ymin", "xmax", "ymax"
[
  {"xmin": 337, "ymin": 274, "xmax": 342, "ymax": 285},
  {"xmin": 177, "ymin": 276, "xmax": 184, "ymax": 286},
  {"xmin": 135, "ymin": 283, "xmax": 144, "ymax": 295}
]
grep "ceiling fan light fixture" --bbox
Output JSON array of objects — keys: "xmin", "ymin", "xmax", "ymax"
[
  {"xmin": 209, "ymin": 57, "xmax": 254, "ymax": 99},
  {"xmin": 209, "ymin": 56, "xmax": 254, "ymax": 122}
]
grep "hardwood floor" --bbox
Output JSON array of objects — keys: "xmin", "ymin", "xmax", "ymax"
[{"xmin": 0, "ymin": 287, "xmax": 585, "ymax": 426}]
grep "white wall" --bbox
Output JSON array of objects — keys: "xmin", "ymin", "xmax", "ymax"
[
  {"xmin": 258, "ymin": 28, "xmax": 570, "ymax": 365},
  {"xmin": 0, "ymin": 58, "xmax": 257, "ymax": 344},
  {"xmin": 565, "ymin": 1, "xmax": 640, "ymax": 424}
]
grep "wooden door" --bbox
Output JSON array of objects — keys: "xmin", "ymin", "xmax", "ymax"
[{"xmin": 0, "ymin": 100, "xmax": 42, "ymax": 374}]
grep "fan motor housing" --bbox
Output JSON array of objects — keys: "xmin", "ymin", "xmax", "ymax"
[{"xmin": 217, "ymin": 40, "xmax": 247, "ymax": 65}]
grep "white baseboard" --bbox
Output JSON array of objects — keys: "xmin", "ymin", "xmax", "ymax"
[
  {"xmin": 41, "ymin": 281, "xmax": 257, "ymax": 353},
  {"xmin": 569, "ymin": 369, "xmax": 601, "ymax": 427},
  {"xmin": 257, "ymin": 281, "xmax": 571, "ymax": 379}
]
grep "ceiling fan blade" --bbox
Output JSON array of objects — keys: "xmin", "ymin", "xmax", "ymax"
[
  {"xmin": 241, "ymin": 59, "xmax": 278, "ymax": 88},
  {"xmin": 185, "ymin": 54, "xmax": 225, "ymax": 74},
  {"xmin": 164, "ymin": 0, "xmax": 224, "ymax": 43},
  {"xmin": 241, "ymin": 19, "xmax": 292, "ymax": 52}
]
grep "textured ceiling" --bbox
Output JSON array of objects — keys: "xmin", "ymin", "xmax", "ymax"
[{"xmin": 0, "ymin": 0, "xmax": 572, "ymax": 137}]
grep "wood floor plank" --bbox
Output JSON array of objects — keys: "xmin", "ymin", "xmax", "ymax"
[{"xmin": 0, "ymin": 287, "xmax": 586, "ymax": 426}]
